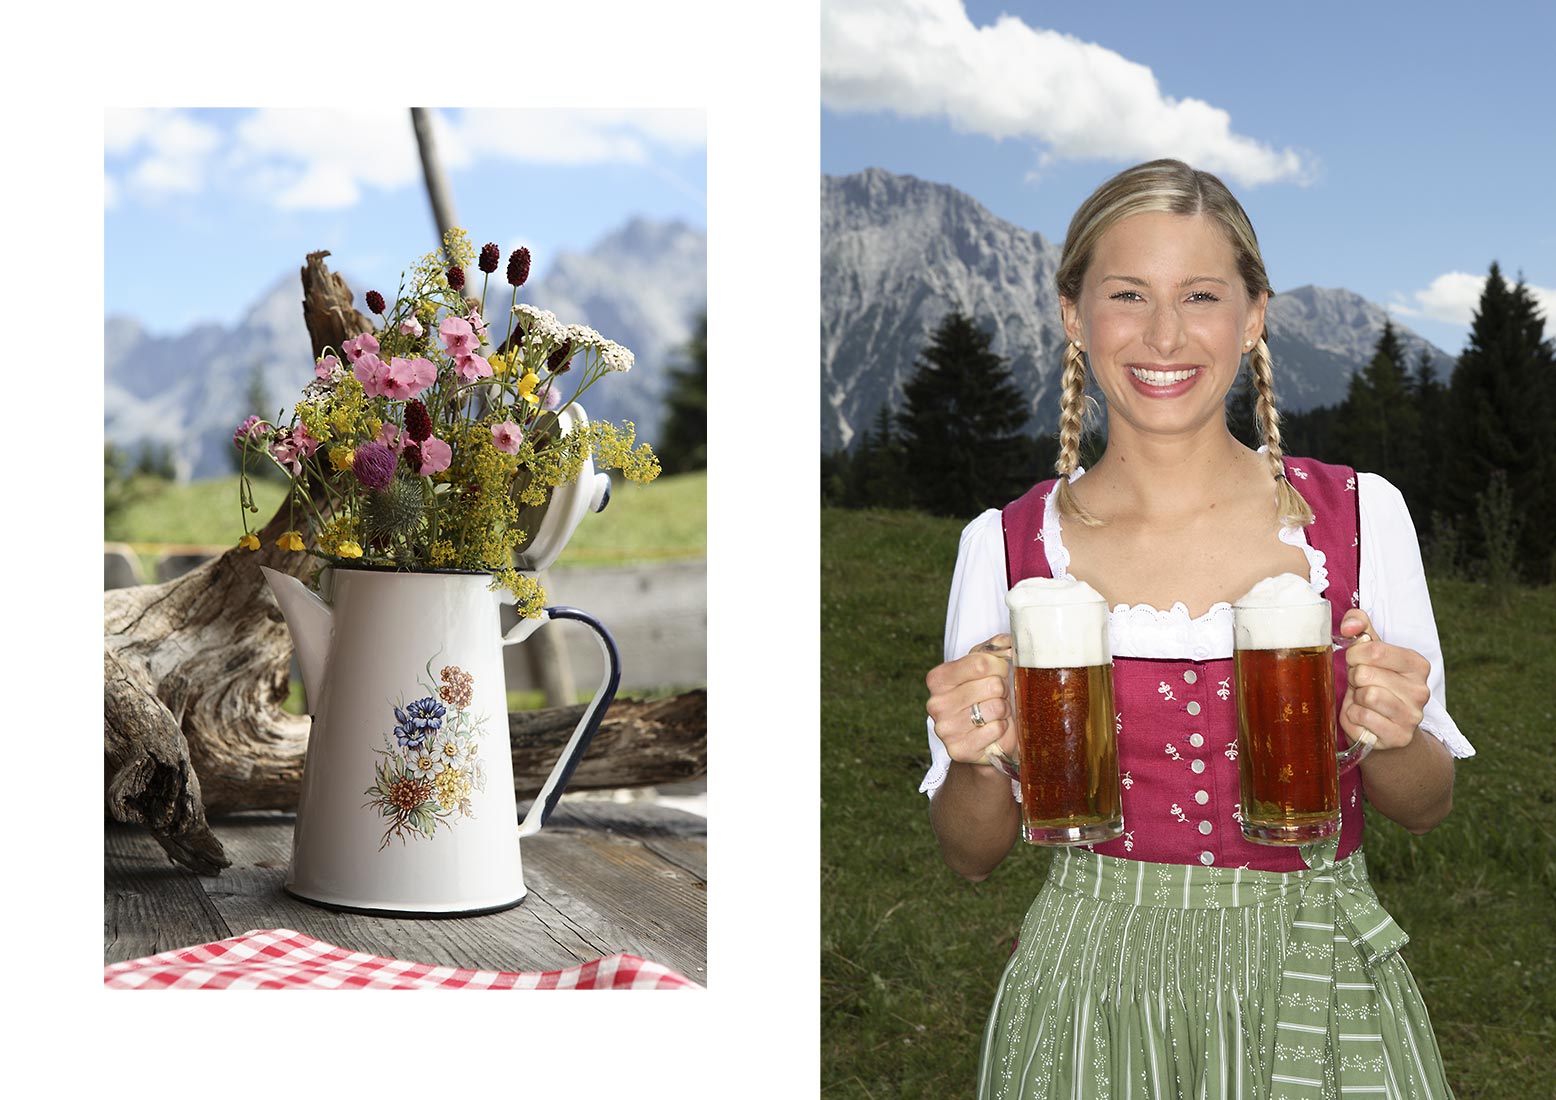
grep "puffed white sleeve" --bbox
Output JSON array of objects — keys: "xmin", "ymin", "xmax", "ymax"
[
  {"xmin": 920, "ymin": 509, "xmax": 1012, "ymax": 796},
  {"xmin": 1357, "ymin": 473, "xmax": 1475, "ymax": 758}
]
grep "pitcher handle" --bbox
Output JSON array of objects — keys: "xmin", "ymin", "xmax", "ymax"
[{"xmin": 502, "ymin": 606, "xmax": 622, "ymax": 838}]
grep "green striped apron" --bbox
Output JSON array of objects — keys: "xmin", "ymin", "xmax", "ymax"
[{"xmin": 978, "ymin": 841, "xmax": 1455, "ymax": 1099}]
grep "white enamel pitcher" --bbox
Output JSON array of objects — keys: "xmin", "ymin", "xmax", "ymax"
[{"xmin": 260, "ymin": 418, "xmax": 619, "ymax": 917}]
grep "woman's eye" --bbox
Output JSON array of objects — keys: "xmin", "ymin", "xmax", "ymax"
[
  {"xmin": 1108, "ymin": 290, "xmax": 1143, "ymax": 302},
  {"xmin": 1187, "ymin": 291, "xmax": 1220, "ymax": 302}
]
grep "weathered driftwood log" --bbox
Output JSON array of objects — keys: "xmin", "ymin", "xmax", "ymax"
[
  {"xmin": 104, "ymin": 253, "xmax": 705, "ymax": 874},
  {"xmin": 191, "ymin": 691, "xmax": 708, "ymax": 814},
  {"xmin": 103, "ymin": 252, "xmax": 364, "ymax": 874}
]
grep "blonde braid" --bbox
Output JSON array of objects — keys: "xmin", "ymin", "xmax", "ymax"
[
  {"xmin": 1248, "ymin": 336, "xmax": 1314, "ymax": 527},
  {"xmin": 1054, "ymin": 341, "xmax": 1103, "ymax": 526}
]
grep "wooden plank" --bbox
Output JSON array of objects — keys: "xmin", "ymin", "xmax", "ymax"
[
  {"xmin": 105, "ymin": 823, "xmax": 230, "ymax": 964},
  {"xmin": 519, "ymin": 803, "xmax": 708, "ymax": 983},
  {"xmin": 105, "ymin": 805, "xmax": 706, "ymax": 982}
]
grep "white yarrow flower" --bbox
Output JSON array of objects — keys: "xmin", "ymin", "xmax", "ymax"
[{"xmin": 598, "ymin": 340, "xmax": 634, "ymax": 373}]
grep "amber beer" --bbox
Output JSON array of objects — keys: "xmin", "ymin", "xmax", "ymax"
[
  {"xmin": 1006, "ymin": 578, "xmax": 1122, "ymax": 845},
  {"xmin": 1233, "ymin": 643, "xmax": 1339, "ymax": 843},
  {"xmin": 1232, "ymin": 575, "xmax": 1369, "ymax": 845}
]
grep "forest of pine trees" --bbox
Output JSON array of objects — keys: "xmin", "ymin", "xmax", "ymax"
[{"xmin": 824, "ymin": 265, "xmax": 1554, "ymax": 585}]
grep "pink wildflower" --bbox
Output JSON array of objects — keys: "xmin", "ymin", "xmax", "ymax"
[
  {"xmin": 233, "ymin": 415, "xmax": 268, "ymax": 449},
  {"xmin": 453, "ymin": 352, "xmax": 493, "ymax": 383},
  {"xmin": 467, "ymin": 309, "xmax": 488, "ymax": 341},
  {"xmin": 418, "ymin": 436, "xmax": 453, "ymax": 474},
  {"xmin": 376, "ymin": 421, "xmax": 405, "ymax": 452},
  {"xmin": 399, "ymin": 315, "xmax": 424, "ymax": 337},
  {"xmin": 542, "ymin": 384, "xmax": 561, "ymax": 410},
  {"xmin": 315, "ymin": 353, "xmax": 340, "ymax": 380},
  {"xmin": 342, "ymin": 332, "xmax": 380, "ymax": 364},
  {"xmin": 353, "ymin": 352, "xmax": 392, "ymax": 397},
  {"xmin": 269, "ymin": 425, "xmax": 319, "ymax": 476},
  {"xmin": 491, "ymin": 421, "xmax": 523, "ymax": 454},
  {"xmin": 380, "ymin": 356, "xmax": 438, "ymax": 400},
  {"xmin": 438, "ymin": 316, "xmax": 478, "ymax": 358}
]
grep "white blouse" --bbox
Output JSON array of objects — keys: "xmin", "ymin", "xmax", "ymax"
[{"xmin": 920, "ymin": 469, "xmax": 1475, "ymax": 796}]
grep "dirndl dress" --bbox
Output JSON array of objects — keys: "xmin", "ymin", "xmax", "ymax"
[{"xmin": 979, "ymin": 458, "xmax": 1456, "ymax": 1100}]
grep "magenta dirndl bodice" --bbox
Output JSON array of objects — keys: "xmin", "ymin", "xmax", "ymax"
[{"xmin": 1000, "ymin": 456, "xmax": 1364, "ymax": 873}]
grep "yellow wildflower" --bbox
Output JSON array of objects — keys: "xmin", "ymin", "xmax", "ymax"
[
  {"xmin": 329, "ymin": 446, "xmax": 356, "ymax": 472},
  {"xmin": 488, "ymin": 351, "xmax": 512, "ymax": 378},
  {"xmin": 238, "ymin": 533, "xmax": 261, "ymax": 551},
  {"xmin": 276, "ymin": 530, "xmax": 306, "ymax": 552},
  {"xmin": 517, "ymin": 370, "xmax": 540, "ymax": 397},
  {"xmin": 337, "ymin": 541, "xmax": 363, "ymax": 559}
]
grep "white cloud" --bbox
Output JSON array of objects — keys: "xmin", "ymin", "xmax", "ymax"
[
  {"xmin": 105, "ymin": 107, "xmax": 705, "ymax": 214},
  {"xmin": 104, "ymin": 172, "xmax": 118, "ymax": 210},
  {"xmin": 821, "ymin": 0, "xmax": 1309, "ymax": 187},
  {"xmin": 1392, "ymin": 271, "xmax": 1555, "ymax": 335},
  {"xmin": 452, "ymin": 108, "xmax": 704, "ymax": 166},
  {"xmin": 105, "ymin": 108, "xmax": 223, "ymax": 199}
]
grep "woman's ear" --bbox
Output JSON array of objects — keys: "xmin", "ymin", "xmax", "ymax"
[
  {"xmin": 1060, "ymin": 296, "xmax": 1083, "ymax": 348},
  {"xmin": 1244, "ymin": 290, "xmax": 1269, "ymax": 349}
]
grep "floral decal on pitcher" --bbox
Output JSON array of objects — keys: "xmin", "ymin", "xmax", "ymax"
[{"xmin": 364, "ymin": 661, "xmax": 490, "ymax": 849}]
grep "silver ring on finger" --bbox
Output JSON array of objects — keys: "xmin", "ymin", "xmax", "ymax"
[{"xmin": 970, "ymin": 701, "xmax": 987, "ymax": 728}]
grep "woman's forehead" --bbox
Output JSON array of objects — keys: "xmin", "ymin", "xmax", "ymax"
[{"xmin": 1089, "ymin": 211, "xmax": 1240, "ymax": 277}]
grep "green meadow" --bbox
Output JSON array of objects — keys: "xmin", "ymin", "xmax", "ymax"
[{"xmin": 821, "ymin": 507, "xmax": 1554, "ymax": 1099}]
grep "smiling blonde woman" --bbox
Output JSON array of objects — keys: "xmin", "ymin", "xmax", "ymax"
[{"xmin": 922, "ymin": 159, "xmax": 1472, "ymax": 1099}]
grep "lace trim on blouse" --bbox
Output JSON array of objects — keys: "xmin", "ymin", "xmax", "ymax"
[{"xmin": 1042, "ymin": 469, "xmax": 1329, "ymax": 660}]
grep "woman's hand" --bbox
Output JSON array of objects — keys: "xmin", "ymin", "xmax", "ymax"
[
  {"xmin": 926, "ymin": 634, "xmax": 1018, "ymax": 765},
  {"xmin": 1339, "ymin": 609, "xmax": 1431, "ymax": 752}
]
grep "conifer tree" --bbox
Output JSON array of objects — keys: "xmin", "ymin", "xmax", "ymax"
[
  {"xmin": 1408, "ymin": 347, "xmax": 1446, "ymax": 515},
  {"xmin": 1443, "ymin": 263, "xmax": 1556, "ymax": 580},
  {"xmin": 1336, "ymin": 320, "xmax": 1416, "ymax": 493},
  {"xmin": 657, "ymin": 312, "xmax": 707, "ymax": 474},
  {"xmin": 897, "ymin": 310, "xmax": 1029, "ymax": 516},
  {"xmin": 850, "ymin": 403, "xmax": 911, "ymax": 508}
]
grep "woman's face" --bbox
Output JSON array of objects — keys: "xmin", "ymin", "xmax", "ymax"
[{"xmin": 1060, "ymin": 211, "xmax": 1267, "ymax": 442}]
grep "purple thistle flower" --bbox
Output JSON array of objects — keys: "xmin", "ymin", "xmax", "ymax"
[
  {"xmin": 478, "ymin": 243, "xmax": 500, "ymax": 274},
  {"xmin": 352, "ymin": 442, "xmax": 398, "ymax": 491}
]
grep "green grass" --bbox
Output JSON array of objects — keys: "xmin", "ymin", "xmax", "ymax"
[
  {"xmin": 105, "ymin": 469, "xmax": 706, "ymax": 571},
  {"xmin": 821, "ymin": 507, "xmax": 1555, "ymax": 1099}
]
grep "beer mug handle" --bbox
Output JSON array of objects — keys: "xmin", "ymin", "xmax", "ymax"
[
  {"xmin": 502, "ymin": 606, "xmax": 623, "ymax": 838},
  {"xmin": 973, "ymin": 642, "xmax": 1023, "ymax": 779},
  {"xmin": 1332, "ymin": 632, "xmax": 1377, "ymax": 768}
]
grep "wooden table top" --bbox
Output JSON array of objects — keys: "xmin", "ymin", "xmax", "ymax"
[{"xmin": 105, "ymin": 800, "xmax": 707, "ymax": 983}]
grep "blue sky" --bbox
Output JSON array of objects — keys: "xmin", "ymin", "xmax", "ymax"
[
  {"xmin": 822, "ymin": 0, "xmax": 1556, "ymax": 354},
  {"xmin": 106, "ymin": 108, "xmax": 706, "ymax": 334}
]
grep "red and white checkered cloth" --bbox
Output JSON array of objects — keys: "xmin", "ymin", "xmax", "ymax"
[{"xmin": 104, "ymin": 928, "xmax": 702, "ymax": 990}]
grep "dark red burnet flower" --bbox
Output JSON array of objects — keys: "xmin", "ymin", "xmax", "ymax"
[
  {"xmin": 404, "ymin": 443, "xmax": 424, "ymax": 474},
  {"xmin": 447, "ymin": 265, "xmax": 465, "ymax": 291},
  {"xmin": 478, "ymin": 243, "xmax": 500, "ymax": 274},
  {"xmin": 404, "ymin": 399, "xmax": 432, "ymax": 443},
  {"xmin": 507, "ymin": 246, "xmax": 531, "ymax": 287},
  {"xmin": 546, "ymin": 338, "xmax": 575, "ymax": 373},
  {"xmin": 366, "ymin": 290, "xmax": 386, "ymax": 314}
]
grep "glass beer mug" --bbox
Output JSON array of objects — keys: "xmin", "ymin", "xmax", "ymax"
[
  {"xmin": 1232, "ymin": 574, "xmax": 1374, "ymax": 845},
  {"xmin": 999, "ymin": 577, "xmax": 1123, "ymax": 845}
]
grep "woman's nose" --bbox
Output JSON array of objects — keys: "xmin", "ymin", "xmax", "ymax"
[{"xmin": 1143, "ymin": 303, "xmax": 1186, "ymax": 356}]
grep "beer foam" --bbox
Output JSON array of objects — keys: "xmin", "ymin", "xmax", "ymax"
[
  {"xmin": 1005, "ymin": 577, "xmax": 1110, "ymax": 668},
  {"xmin": 1233, "ymin": 573, "xmax": 1329, "ymax": 649}
]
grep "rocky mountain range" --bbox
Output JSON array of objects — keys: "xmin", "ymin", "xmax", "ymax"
[
  {"xmin": 820, "ymin": 168, "xmax": 1455, "ymax": 452},
  {"xmin": 105, "ymin": 218, "xmax": 707, "ymax": 480}
]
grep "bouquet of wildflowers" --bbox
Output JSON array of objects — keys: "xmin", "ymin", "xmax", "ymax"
[{"xmin": 234, "ymin": 230, "xmax": 660, "ymax": 616}]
